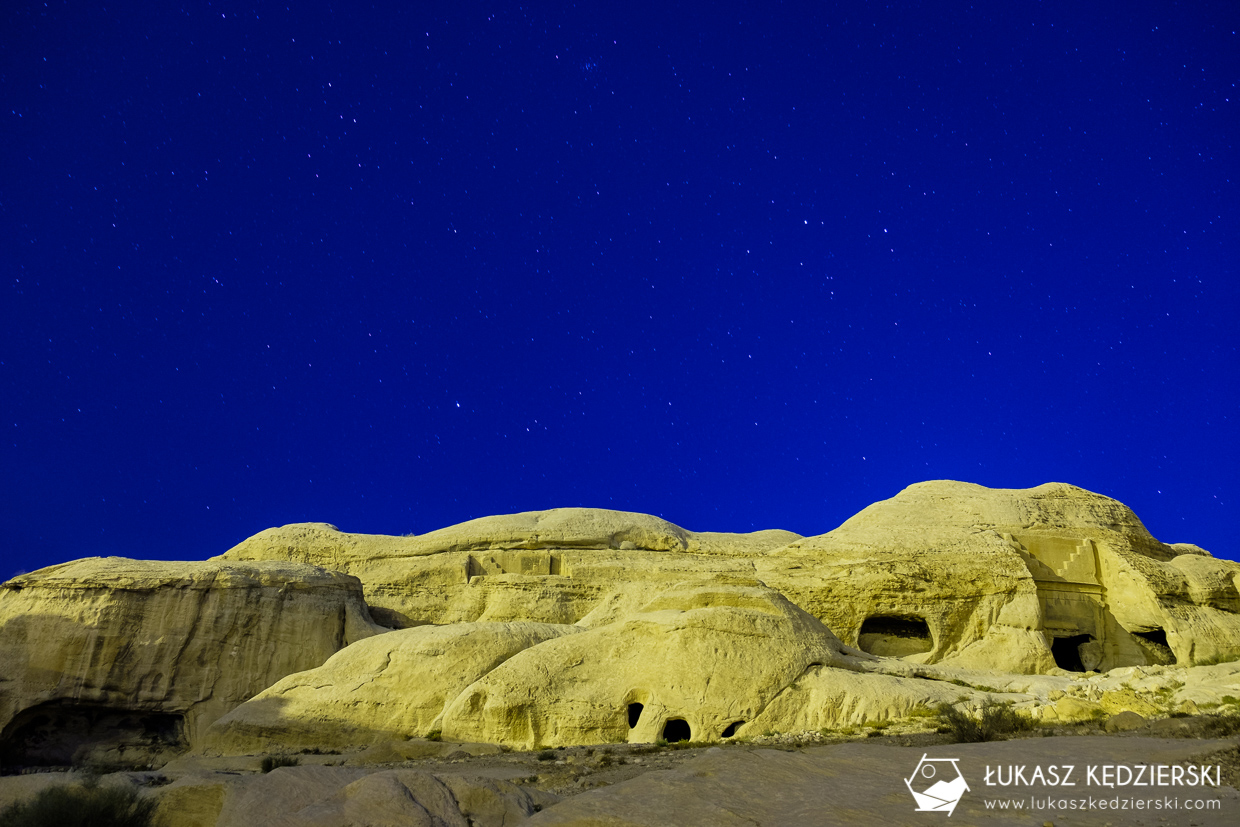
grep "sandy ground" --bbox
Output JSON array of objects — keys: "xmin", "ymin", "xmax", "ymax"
[{"xmin": 2, "ymin": 715, "xmax": 1238, "ymax": 826}]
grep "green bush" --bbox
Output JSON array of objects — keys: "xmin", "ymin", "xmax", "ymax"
[
  {"xmin": 668, "ymin": 740, "xmax": 709, "ymax": 750},
  {"xmin": 535, "ymin": 750, "xmax": 557, "ymax": 761},
  {"xmin": 0, "ymin": 781, "xmax": 156, "ymax": 827},
  {"xmin": 936, "ymin": 701, "xmax": 1035, "ymax": 743},
  {"xmin": 260, "ymin": 755, "xmax": 300, "ymax": 773}
]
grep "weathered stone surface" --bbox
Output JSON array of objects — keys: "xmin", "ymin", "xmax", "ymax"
[
  {"xmin": 742, "ymin": 666, "xmax": 985, "ymax": 734},
  {"xmin": 217, "ymin": 512, "xmax": 797, "ymax": 630},
  {"xmin": 208, "ymin": 581, "xmax": 867, "ymax": 750},
  {"xmin": 757, "ymin": 481, "xmax": 1240, "ymax": 674},
  {"xmin": 214, "ymin": 483, "xmax": 1240, "ymax": 676},
  {"xmin": 0, "ymin": 557, "xmax": 382, "ymax": 766},
  {"xmin": 1050, "ymin": 696, "xmax": 1104, "ymax": 722},
  {"xmin": 149, "ymin": 773, "xmax": 236, "ymax": 827},
  {"xmin": 1103, "ymin": 710, "xmax": 1147, "ymax": 732},
  {"xmin": 438, "ymin": 581, "xmax": 863, "ymax": 748},
  {"xmin": 205, "ymin": 621, "xmax": 581, "ymax": 753},
  {"xmin": 521, "ymin": 737, "xmax": 1240, "ymax": 826},
  {"xmin": 206, "ymin": 766, "xmax": 542, "ymax": 827},
  {"xmin": 1098, "ymin": 688, "xmax": 1160, "ymax": 717},
  {"xmin": 3, "ymin": 481, "xmax": 1239, "ymax": 768}
]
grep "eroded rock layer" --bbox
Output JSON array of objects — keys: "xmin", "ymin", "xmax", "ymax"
[
  {"xmin": 0, "ymin": 558, "xmax": 381, "ymax": 767},
  {"xmin": 1, "ymin": 481, "xmax": 1237, "ymax": 761}
]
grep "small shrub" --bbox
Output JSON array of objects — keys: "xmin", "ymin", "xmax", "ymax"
[
  {"xmin": 260, "ymin": 755, "xmax": 300, "ymax": 773},
  {"xmin": 535, "ymin": 750, "xmax": 556, "ymax": 761},
  {"xmin": 862, "ymin": 719, "xmax": 892, "ymax": 730},
  {"xmin": 0, "ymin": 781, "xmax": 156, "ymax": 827},
  {"xmin": 655, "ymin": 738, "xmax": 668, "ymax": 748},
  {"xmin": 1196, "ymin": 715, "xmax": 1240, "ymax": 739},
  {"xmin": 936, "ymin": 701, "xmax": 1035, "ymax": 743},
  {"xmin": 426, "ymin": 730, "xmax": 442, "ymax": 742},
  {"xmin": 1194, "ymin": 653, "xmax": 1240, "ymax": 667}
]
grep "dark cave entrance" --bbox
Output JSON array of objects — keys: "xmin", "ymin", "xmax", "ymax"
[
  {"xmin": 1133, "ymin": 629, "xmax": 1176, "ymax": 665},
  {"xmin": 857, "ymin": 615, "xmax": 933, "ymax": 657},
  {"xmin": 627, "ymin": 703, "xmax": 644, "ymax": 729},
  {"xmin": 1050, "ymin": 634, "xmax": 1094, "ymax": 672},
  {"xmin": 721, "ymin": 721, "xmax": 744, "ymax": 738},
  {"xmin": 662, "ymin": 718, "xmax": 691, "ymax": 743},
  {"xmin": 0, "ymin": 701, "xmax": 187, "ymax": 771}
]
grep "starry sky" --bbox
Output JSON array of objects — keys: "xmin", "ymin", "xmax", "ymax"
[{"xmin": 3, "ymin": 1, "xmax": 1237, "ymax": 576}]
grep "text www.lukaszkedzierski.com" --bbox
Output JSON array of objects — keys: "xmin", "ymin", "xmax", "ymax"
[{"xmin": 983, "ymin": 796, "xmax": 1221, "ymax": 812}]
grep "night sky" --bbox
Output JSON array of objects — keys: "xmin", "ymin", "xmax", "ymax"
[{"xmin": 3, "ymin": 1, "xmax": 1237, "ymax": 578}]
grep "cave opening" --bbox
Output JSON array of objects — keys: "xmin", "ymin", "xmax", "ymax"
[
  {"xmin": 0, "ymin": 701, "xmax": 187, "ymax": 771},
  {"xmin": 721, "ymin": 721, "xmax": 744, "ymax": 738},
  {"xmin": 1050, "ymin": 634, "xmax": 1093, "ymax": 672},
  {"xmin": 627, "ymin": 703, "xmax": 644, "ymax": 729},
  {"xmin": 662, "ymin": 718, "xmax": 691, "ymax": 743},
  {"xmin": 857, "ymin": 615, "xmax": 933, "ymax": 657},
  {"xmin": 1133, "ymin": 629, "xmax": 1176, "ymax": 665}
]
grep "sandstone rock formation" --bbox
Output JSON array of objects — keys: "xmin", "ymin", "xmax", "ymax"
[
  {"xmin": 757, "ymin": 480, "xmax": 1240, "ymax": 674},
  {"xmin": 206, "ymin": 581, "xmax": 872, "ymax": 751},
  {"xmin": 206, "ymin": 621, "xmax": 583, "ymax": 754},
  {"xmin": 218, "ymin": 481, "xmax": 1240, "ymax": 676},
  {"xmin": 0, "ymin": 558, "xmax": 381, "ymax": 768},
  {"xmin": 1, "ymin": 481, "xmax": 1237, "ymax": 766}
]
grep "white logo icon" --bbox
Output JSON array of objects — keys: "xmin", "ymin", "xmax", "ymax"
[{"xmin": 905, "ymin": 754, "xmax": 969, "ymax": 816}]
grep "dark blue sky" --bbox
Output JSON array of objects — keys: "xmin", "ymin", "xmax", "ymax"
[{"xmin": 3, "ymin": 1, "xmax": 1237, "ymax": 575}]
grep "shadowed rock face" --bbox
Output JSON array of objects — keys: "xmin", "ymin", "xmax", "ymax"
[{"xmin": 2, "ymin": 481, "xmax": 1238, "ymax": 761}]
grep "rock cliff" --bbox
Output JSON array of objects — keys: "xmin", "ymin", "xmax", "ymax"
[
  {"xmin": 1, "ymin": 481, "xmax": 1237, "ymax": 765},
  {"xmin": 0, "ymin": 558, "xmax": 381, "ymax": 768}
]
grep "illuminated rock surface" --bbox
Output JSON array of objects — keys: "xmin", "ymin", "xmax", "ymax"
[{"xmin": 2, "ymin": 481, "xmax": 1238, "ymax": 772}]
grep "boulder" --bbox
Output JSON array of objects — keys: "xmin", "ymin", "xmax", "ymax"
[
  {"xmin": 1103, "ymin": 710, "xmax": 1147, "ymax": 732},
  {"xmin": 1050, "ymin": 696, "xmax": 1103, "ymax": 723}
]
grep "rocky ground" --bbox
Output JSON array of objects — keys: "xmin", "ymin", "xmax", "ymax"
[{"xmin": 3, "ymin": 710, "xmax": 1239, "ymax": 826}]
